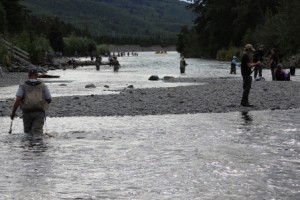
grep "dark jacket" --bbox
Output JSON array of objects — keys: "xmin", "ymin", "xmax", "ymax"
[{"xmin": 241, "ymin": 53, "xmax": 252, "ymax": 76}]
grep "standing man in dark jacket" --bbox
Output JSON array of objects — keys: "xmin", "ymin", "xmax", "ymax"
[
  {"xmin": 180, "ymin": 57, "xmax": 188, "ymax": 74},
  {"xmin": 241, "ymin": 44, "xmax": 261, "ymax": 107},
  {"xmin": 253, "ymin": 45, "xmax": 264, "ymax": 79},
  {"xmin": 10, "ymin": 69, "xmax": 52, "ymax": 136}
]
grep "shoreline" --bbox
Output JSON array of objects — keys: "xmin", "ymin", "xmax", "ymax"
[{"xmin": 1, "ymin": 73, "xmax": 300, "ymax": 117}]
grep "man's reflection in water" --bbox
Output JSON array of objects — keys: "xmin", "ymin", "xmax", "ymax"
[
  {"xmin": 241, "ymin": 111, "xmax": 253, "ymax": 125},
  {"xmin": 21, "ymin": 134, "xmax": 48, "ymax": 153}
]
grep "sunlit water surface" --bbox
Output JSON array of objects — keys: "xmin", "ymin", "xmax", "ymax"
[
  {"xmin": 0, "ymin": 52, "xmax": 299, "ymax": 199},
  {"xmin": 0, "ymin": 109, "xmax": 299, "ymax": 199}
]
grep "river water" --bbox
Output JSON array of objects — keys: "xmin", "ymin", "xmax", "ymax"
[{"xmin": 0, "ymin": 52, "xmax": 299, "ymax": 199}]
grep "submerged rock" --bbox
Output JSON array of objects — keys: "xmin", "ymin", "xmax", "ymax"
[
  {"xmin": 85, "ymin": 84, "xmax": 96, "ymax": 88},
  {"xmin": 163, "ymin": 76, "xmax": 174, "ymax": 81}
]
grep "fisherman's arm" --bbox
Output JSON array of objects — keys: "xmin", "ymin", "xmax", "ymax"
[
  {"xmin": 11, "ymin": 96, "xmax": 22, "ymax": 120},
  {"xmin": 247, "ymin": 61, "xmax": 261, "ymax": 68}
]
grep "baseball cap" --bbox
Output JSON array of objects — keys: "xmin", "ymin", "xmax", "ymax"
[{"xmin": 28, "ymin": 68, "xmax": 38, "ymax": 75}]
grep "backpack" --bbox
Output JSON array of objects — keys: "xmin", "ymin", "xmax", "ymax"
[{"xmin": 20, "ymin": 82, "xmax": 49, "ymax": 112}]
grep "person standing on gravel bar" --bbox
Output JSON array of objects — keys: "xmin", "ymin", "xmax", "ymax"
[
  {"xmin": 268, "ymin": 48, "xmax": 279, "ymax": 81},
  {"xmin": 253, "ymin": 45, "xmax": 264, "ymax": 79},
  {"xmin": 240, "ymin": 44, "xmax": 261, "ymax": 107},
  {"xmin": 180, "ymin": 57, "xmax": 188, "ymax": 73},
  {"xmin": 10, "ymin": 69, "xmax": 52, "ymax": 135}
]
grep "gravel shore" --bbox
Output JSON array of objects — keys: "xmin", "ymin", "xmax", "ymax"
[{"xmin": 1, "ymin": 73, "xmax": 300, "ymax": 117}]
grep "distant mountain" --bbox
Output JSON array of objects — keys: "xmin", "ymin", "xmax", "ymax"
[{"xmin": 21, "ymin": 0, "xmax": 195, "ymax": 38}]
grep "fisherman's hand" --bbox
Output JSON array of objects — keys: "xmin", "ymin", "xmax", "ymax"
[
  {"xmin": 10, "ymin": 113, "xmax": 15, "ymax": 120},
  {"xmin": 256, "ymin": 61, "xmax": 262, "ymax": 66}
]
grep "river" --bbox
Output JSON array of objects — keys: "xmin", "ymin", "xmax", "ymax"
[{"xmin": 0, "ymin": 52, "xmax": 299, "ymax": 199}]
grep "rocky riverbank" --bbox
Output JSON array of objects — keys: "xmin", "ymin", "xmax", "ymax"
[{"xmin": 1, "ymin": 72, "xmax": 300, "ymax": 117}]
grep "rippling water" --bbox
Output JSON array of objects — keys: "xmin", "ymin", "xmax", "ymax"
[
  {"xmin": 0, "ymin": 109, "xmax": 299, "ymax": 199},
  {"xmin": 0, "ymin": 52, "xmax": 299, "ymax": 199}
]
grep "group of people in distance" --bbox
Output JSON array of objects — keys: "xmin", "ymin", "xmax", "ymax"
[
  {"xmin": 231, "ymin": 44, "xmax": 296, "ymax": 81},
  {"xmin": 94, "ymin": 54, "xmax": 121, "ymax": 72},
  {"xmin": 240, "ymin": 43, "xmax": 297, "ymax": 107}
]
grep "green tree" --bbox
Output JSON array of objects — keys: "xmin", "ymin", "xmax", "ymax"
[
  {"xmin": 254, "ymin": 0, "xmax": 300, "ymax": 56},
  {"xmin": 0, "ymin": 2, "xmax": 6, "ymax": 34},
  {"xmin": 180, "ymin": 0, "xmax": 280, "ymax": 58},
  {"xmin": 2, "ymin": 0, "xmax": 27, "ymax": 34}
]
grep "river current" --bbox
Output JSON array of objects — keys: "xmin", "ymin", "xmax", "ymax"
[{"xmin": 0, "ymin": 52, "xmax": 299, "ymax": 199}]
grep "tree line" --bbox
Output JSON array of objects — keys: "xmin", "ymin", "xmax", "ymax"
[{"xmin": 176, "ymin": 0, "xmax": 300, "ymax": 60}]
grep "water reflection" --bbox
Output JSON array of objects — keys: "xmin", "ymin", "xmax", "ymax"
[
  {"xmin": 241, "ymin": 111, "xmax": 253, "ymax": 125},
  {"xmin": 20, "ymin": 135, "xmax": 48, "ymax": 153}
]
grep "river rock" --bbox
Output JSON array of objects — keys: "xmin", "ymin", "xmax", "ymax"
[
  {"xmin": 148, "ymin": 75, "xmax": 159, "ymax": 81},
  {"xmin": 127, "ymin": 85, "xmax": 134, "ymax": 89},
  {"xmin": 85, "ymin": 84, "xmax": 96, "ymax": 88},
  {"xmin": 163, "ymin": 76, "xmax": 174, "ymax": 81}
]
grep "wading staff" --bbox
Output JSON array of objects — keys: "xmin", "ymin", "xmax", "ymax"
[
  {"xmin": 44, "ymin": 112, "xmax": 54, "ymax": 137},
  {"xmin": 8, "ymin": 119, "xmax": 13, "ymax": 134},
  {"xmin": 44, "ymin": 112, "xmax": 49, "ymax": 136}
]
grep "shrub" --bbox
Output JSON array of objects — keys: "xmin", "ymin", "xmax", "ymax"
[
  {"xmin": 216, "ymin": 47, "xmax": 241, "ymax": 61},
  {"xmin": 97, "ymin": 44, "xmax": 109, "ymax": 55}
]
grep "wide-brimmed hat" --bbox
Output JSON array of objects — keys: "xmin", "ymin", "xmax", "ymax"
[{"xmin": 244, "ymin": 44, "xmax": 255, "ymax": 52}]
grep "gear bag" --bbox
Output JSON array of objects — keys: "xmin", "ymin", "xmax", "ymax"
[{"xmin": 20, "ymin": 82, "xmax": 49, "ymax": 112}]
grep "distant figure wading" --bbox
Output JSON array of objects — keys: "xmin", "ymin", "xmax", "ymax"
[
  {"xmin": 95, "ymin": 55, "xmax": 102, "ymax": 71},
  {"xmin": 112, "ymin": 57, "xmax": 121, "ymax": 72},
  {"xmin": 180, "ymin": 57, "xmax": 188, "ymax": 73},
  {"xmin": 230, "ymin": 56, "xmax": 238, "ymax": 74}
]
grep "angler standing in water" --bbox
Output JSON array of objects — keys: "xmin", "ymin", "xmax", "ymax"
[
  {"xmin": 10, "ymin": 69, "xmax": 52, "ymax": 136},
  {"xmin": 112, "ymin": 56, "xmax": 121, "ymax": 72},
  {"xmin": 95, "ymin": 54, "xmax": 102, "ymax": 71},
  {"xmin": 180, "ymin": 57, "xmax": 188, "ymax": 74}
]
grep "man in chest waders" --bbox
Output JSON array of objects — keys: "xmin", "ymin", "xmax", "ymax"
[{"xmin": 10, "ymin": 69, "xmax": 52, "ymax": 136}]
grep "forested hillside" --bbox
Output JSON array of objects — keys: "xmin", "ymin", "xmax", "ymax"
[
  {"xmin": 20, "ymin": 0, "xmax": 195, "ymax": 38},
  {"xmin": 177, "ymin": 0, "xmax": 300, "ymax": 59}
]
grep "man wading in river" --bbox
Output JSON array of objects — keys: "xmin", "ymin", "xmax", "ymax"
[
  {"xmin": 10, "ymin": 69, "xmax": 52, "ymax": 136},
  {"xmin": 240, "ymin": 44, "xmax": 261, "ymax": 107}
]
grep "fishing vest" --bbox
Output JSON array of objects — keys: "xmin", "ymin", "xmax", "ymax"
[{"xmin": 20, "ymin": 82, "xmax": 49, "ymax": 112}]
